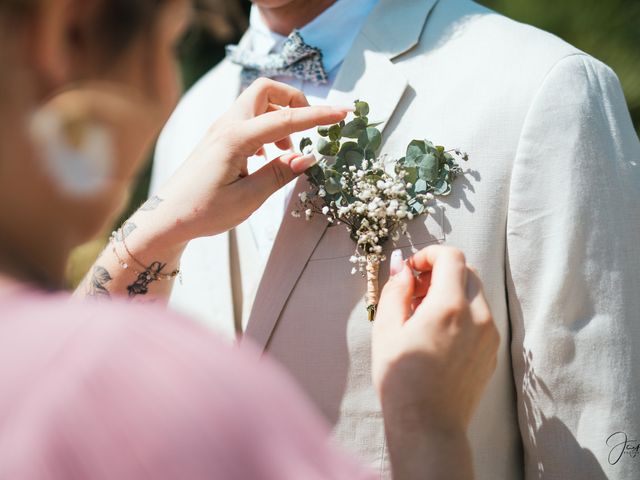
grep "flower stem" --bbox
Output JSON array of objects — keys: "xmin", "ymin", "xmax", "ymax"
[{"xmin": 366, "ymin": 259, "xmax": 380, "ymax": 322}]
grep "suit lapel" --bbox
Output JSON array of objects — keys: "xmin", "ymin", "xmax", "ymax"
[
  {"xmin": 242, "ymin": 178, "xmax": 326, "ymax": 350},
  {"xmin": 243, "ymin": 0, "xmax": 440, "ymax": 353}
]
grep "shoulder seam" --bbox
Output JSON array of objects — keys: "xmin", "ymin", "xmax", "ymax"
[{"xmin": 507, "ymin": 51, "xmax": 589, "ymax": 180}]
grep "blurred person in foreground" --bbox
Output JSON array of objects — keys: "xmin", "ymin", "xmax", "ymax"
[
  {"xmin": 152, "ymin": 0, "xmax": 640, "ymax": 477},
  {"xmin": 0, "ymin": 0, "xmax": 499, "ymax": 479}
]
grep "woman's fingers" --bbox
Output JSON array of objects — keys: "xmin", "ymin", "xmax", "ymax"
[
  {"xmin": 239, "ymin": 106, "xmax": 349, "ymax": 155},
  {"xmin": 265, "ymin": 103, "xmax": 294, "ymax": 152},
  {"xmin": 236, "ymin": 78, "xmax": 310, "ymax": 118},
  {"xmin": 274, "ymin": 136, "xmax": 294, "ymax": 152},
  {"xmin": 413, "ymin": 271, "xmax": 431, "ymax": 298},
  {"xmin": 376, "ymin": 262, "xmax": 416, "ymax": 330},
  {"xmin": 411, "ymin": 245, "xmax": 468, "ymax": 303},
  {"xmin": 238, "ymin": 152, "xmax": 315, "ymax": 210}
]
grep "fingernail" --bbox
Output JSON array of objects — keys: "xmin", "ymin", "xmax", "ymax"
[
  {"xmin": 334, "ymin": 105, "xmax": 356, "ymax": 112},
  {"xmin": 390, "ymin": 249, "xmax": 404, "ymax": 277},
  {"xmin": 290, "ymin": 153, "xmax": 317, "ymax": 174},
  {"xmin": 281, "ymin": 152, "xmax": 301, "ymax": 163}
]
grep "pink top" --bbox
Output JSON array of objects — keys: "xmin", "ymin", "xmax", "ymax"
[{"xmin": 0, "ymin": 290, "xmax": 374, "ymax": 480}]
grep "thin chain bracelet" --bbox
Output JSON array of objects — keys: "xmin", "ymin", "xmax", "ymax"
[{"xmin": 109, "ymin": 229, "xmax": 181, "ymax": 282}]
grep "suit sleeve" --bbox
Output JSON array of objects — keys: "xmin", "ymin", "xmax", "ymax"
[
  {"xmin": 506, "ymin": 53, "xmax": 640, "ymax": 479},
  {"xmin": 148, "ymin": 74, "xmax": 220, "ymax": 196}
]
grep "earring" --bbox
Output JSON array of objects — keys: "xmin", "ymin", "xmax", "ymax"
[{"xmin": 28, "ymin": 104, "xmax": 114, "ymax": 198}]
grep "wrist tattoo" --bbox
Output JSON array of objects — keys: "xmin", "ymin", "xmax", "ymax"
[
  {"xmin": 139, "ymin": 195, "xmax": 164, "ymax": 212},
  {"xmin": 114, "ymin": 222, "xmax": 137, "ymax": 242},
  {"xmin": 127, "ymin": 261, "xmax": 167, "ymax": 297},
  {"xmin": 88, "ymin": 266, "xmax": 112, "ymax": 298}
]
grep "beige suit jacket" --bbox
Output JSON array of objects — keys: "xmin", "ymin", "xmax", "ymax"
[{"xmin": 151, "ymin": 0, "xmax": 640, "ymax": 477}]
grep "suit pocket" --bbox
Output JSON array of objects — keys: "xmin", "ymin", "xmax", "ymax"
[{"xmin": 309, "ymin": 203, "xmax": 446, "ymax": 262}]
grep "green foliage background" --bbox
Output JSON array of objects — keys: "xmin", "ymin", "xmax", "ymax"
[
  {"xmin": 67, "ymin": 0, "xmax": 640, "ymax": 286},
  {"xmin": 479, "ymin": 0, "xmax": 639, "ymax": 135}
]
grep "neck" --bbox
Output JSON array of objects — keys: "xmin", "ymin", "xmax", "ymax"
[{"xmin": 257, "ymin": 0, "xmax": 337, "ymax": 36}]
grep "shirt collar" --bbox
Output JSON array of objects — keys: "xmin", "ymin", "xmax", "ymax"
[{"xmin": 249, "ymin": 0, "xmax": 380, "ymax": 73}]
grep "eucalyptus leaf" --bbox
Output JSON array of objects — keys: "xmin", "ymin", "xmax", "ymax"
[
  {"xmin": 338, "ymin": 142, "xmax": 365, "ymax": 166},
  {"xmin": 299, "ymin": 137, "xmax": 313, "ymax": 152},
  {"xmin": 405, "ymin": 166, "xmax": 418, "ymax": 184},
  {"xmin": 358, "ymin": 127, "xmax": 382, "ymax": 154},
  {"xmin": 328, "ymin": 124, "xmax": 342, "ymax": 141},
  {"xmin": 317, "ymin": 126, "xmax": 330, "ymax": 137},
  {"xmin": 354, "ymin": 100, "xmax": 369, "ymax": 117},
  {"xmin": 317, "ymin": 137, "xmax": 339, "ymax": 156},
  {"xmin": 409, "ymin": 199, "xmax": 426, "ymax": 215},
  {"xmin": 406, "ymin": 140, "xmax": 427, "ymax": 163},
  {"xmin": 434, "ymin": 179, "xmax": 451, "ymax": 195},
  {"xmin": 414, "ymin": 178, "xmax": 428, "ymax": 194},
  {"xmin": 341, "ymin": 118, "xmax": 367, "ymax": 138},
  {"xmin": 418, "ymin": 153, "xmax": 439, "ymax": 182},
  {"xmin": 305, "ymin": 164, "xmax": 325, "ymax": 186},
  {"xmin": 325, "ymin": 176, "xmax": 342, "ymax": 195}
]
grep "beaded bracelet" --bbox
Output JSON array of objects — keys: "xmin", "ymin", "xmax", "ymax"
[{"xmin": 109, "ymin": 229, "xmax": 180, "ymax": 281}]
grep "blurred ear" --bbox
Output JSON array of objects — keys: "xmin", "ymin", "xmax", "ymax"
[{"xmin": 28, "ymin": 0, "xmax": 90, "ymax": 90}]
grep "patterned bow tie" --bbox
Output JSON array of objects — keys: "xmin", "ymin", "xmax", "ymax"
[{"xmin": 226, "ymin": 30, "xmax": 329, "ymax": 88}]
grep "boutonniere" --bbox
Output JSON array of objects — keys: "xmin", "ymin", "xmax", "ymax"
[{"xmin": 293, "ymin": 100, "xmax": 468, "ymax": 321}]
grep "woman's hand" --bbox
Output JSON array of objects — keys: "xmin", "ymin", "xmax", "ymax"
[
  {"xmin": 373, "ymin": 246, "xmax": 499, "ymax": 480},
  {"xmin": 76, "ymin": 80, "xmax": 348, "ymax": 303},
  {"xmin": 149, "ymin": 78, "xmax": 350, "ymax": 245}
]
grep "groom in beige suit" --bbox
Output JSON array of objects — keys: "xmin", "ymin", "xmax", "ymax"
[{"xmin": 151, "ymin": 0, "xmax": 640, "ymax": 477}]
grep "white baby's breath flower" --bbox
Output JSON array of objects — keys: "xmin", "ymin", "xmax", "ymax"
[
  {"xmin": 359, "ymin": 190, "xmax": 372, "ymax": 201},
  {"xmin": 292, "ymin": 101, "xmax": 466, "ymax": 321}
]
